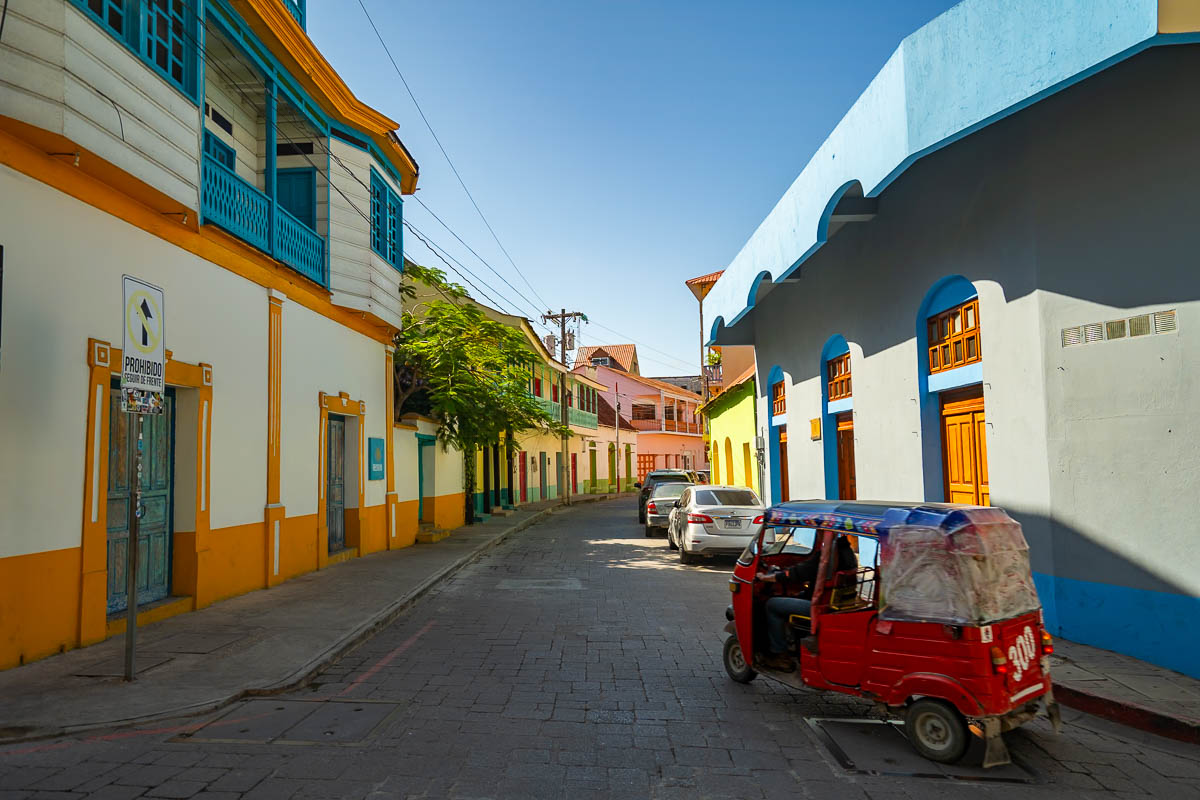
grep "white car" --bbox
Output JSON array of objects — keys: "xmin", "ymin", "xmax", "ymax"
[{"xmin": 667, "ymin": 485, "xmax": 765, "ymax": 565}]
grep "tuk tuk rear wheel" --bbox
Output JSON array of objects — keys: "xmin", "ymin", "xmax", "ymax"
[
  {"xmin": 723, "ymin": 635, "xmax": 757, "ymax": 684},
  {"xmin": 904, "ymin": 699, "xmax": 969, "ymax": 764}
]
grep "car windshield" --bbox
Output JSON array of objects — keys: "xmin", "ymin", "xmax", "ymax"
[
  {"xmin": 696, "ymin": 489, "xmax": 759, "ymax": 506},
  {"xmin": 649, "ymin": 473, "xmax": 690, "ymax": 485},
  {"xmin": 763, "ymin": 526, "xmax": 818, "ymax": 556},
  {"xmin": 650, "ymin": 483, "xmax": 688, "ymax": 499}
]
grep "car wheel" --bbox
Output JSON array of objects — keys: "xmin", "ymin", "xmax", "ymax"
[
  {"xmin": 904, "ymin": 699, "xmax": 969, "ymax": 764},
  {"xmin": 678, "ymin": 544, "xmax": 695, "ymax": 565},
  {"xmin": 638, "ymin": 509, "xmax": 646, "ymax": 524},
  {"xmin": 723, "ymin": 635, "xmax": 757, "ymax": 683},
  {"xmin": 644, "ymin": 524, "xmax": 655, "ymax": 538},
  {"xmin": 668, "ymin": 526, "xmax": 678, "ymax": 551}
]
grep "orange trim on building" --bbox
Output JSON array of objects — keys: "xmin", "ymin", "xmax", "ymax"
[
  {"xmin": 0, "ymin": 126, "xmax": 396, "ymax": 345},
  {"xmin": 231, "ymin": 0, "xmax": 418, "ymax": 193}
]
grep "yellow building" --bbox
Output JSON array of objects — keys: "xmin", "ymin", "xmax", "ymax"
[{"xmin": 701, "ymin": 367, "xmax": 761, "ymax": 494}]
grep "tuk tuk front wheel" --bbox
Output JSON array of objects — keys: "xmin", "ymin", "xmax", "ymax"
[
  {"xmin": 904, "ymin": 699, "xmax": 969, "ymax": 764},
  {"xmin": 723, "ymin": 635, "xmax": 757, "ymax": 684}
]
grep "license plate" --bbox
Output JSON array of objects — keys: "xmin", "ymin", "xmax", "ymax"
[{"xmin": 722, "ymin": 519, "xmax": 741, "ymax": 529}]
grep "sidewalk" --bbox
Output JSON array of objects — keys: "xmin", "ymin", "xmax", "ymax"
[
  {"xmin": 0, "ymin": 495, "xmax": 617, "ymax": 744},
  {"xmin": 1051, "ymin": 638, "xmax": 1200, "ymax": 745}
]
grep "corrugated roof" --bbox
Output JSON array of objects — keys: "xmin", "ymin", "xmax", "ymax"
[
  {"xmin": 596, "ymin": 395, "xmax": 636, "ymax": 432},
  {"xmin": 631, "ymin": 374, "xmax": 703, "ymax": 401},
  {"xmin": 577, "ymin": 344, "xmax": 638, "ymax": 373}
]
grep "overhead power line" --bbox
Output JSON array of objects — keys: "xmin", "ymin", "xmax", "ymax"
[
  {"xmin": 582, "ymin": 319, "xmax": 698, "ymax": 373},
  {"xmin": 355, "ymin": 0, "xmax": 554, "ymax": 314}
]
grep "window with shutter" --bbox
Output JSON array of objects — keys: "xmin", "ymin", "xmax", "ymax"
[
  {"xmin": 827, "ymin": 353, "xmax": 852, "ymax": 400},
  {"xmin": 928, "ymin": 298, "xmax": 981, "ymax": 375}
]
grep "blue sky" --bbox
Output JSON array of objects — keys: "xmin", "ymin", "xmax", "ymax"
[{"xmin": 310, "ymin": 0, "xmax": 958, "ymax": 377}]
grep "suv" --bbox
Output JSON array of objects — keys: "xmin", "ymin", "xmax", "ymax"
[{"xmin": 637, "ymin": 470, "xmax": 694, "ymax": 523}]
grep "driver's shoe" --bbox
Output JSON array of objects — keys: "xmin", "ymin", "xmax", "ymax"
[{"xmin": 760, "ymin": 653, "xmax": 796, "ymax": 672}]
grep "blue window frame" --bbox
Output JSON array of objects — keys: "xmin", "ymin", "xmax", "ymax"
[
  {"xmin": 369, "ymin": 168, "xmax": 403, "ymax": 269},
  {"xmin": 203, "ymin": 130, "xmax": 236, "ymax": 171},
  {"xmin": 71, "ymin": 0, "xmax": 199, "ymax": 102}
]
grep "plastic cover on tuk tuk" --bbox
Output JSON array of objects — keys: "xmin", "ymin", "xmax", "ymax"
[{"xmin": 879, "ymin": 507, "xmax": 1040, "ymax": 625}]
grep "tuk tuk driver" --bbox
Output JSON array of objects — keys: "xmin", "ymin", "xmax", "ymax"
[{"xmin": 756, "ymin": 534, "xmax": 858, "ymax": 671}]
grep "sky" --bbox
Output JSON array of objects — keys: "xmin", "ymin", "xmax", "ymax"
[{"xmin": 309, "ymin": 0, "xmax": 959, "ymax": 377}]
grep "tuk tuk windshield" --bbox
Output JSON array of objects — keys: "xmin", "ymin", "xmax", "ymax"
[{"xmin": 880, "ymin": 507, "xmax": 1039, "ymax": 625}]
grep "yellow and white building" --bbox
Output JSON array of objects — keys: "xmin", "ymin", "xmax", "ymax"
[{"xmin": 0, "ymin": 0, "xmax": 466, "ymax": 669}]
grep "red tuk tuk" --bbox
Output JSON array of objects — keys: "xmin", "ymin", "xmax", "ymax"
[{"xmin": 722, "ymin": 501, "xmax": 1061, "ymax": 767}]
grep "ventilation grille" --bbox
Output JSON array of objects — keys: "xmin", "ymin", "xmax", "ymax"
[{"xmin": 1062, "ymin": 308, "xmax": 1178, "ymax": 348}]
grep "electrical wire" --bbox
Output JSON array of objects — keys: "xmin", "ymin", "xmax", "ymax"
[
  {"xmin": 196, "ymin": 26, "xmax": 555, "ymax": 331},
  {"xmin": 580, "ymin": 319, "xmax": 698, "ymax": 373},
  {"xmin": 354, "ymin": 0, "xmax": 554, "ymax": 313}
]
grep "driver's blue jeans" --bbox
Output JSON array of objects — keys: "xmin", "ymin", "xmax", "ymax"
[{"xmin": 765, "ymin": 597, "xmax": 812, "ymax": 654}]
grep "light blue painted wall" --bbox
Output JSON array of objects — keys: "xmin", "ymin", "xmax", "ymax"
[{"xmin": 704, "ymin": 0, "xmax": 1161, "ymax": 337}]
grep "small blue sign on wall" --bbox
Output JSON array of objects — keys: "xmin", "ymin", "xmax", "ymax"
[{"xmin": 367, "ymin": 437, "xmax": 385, "ymax": 480}]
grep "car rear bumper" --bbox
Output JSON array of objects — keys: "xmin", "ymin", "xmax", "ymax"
[
  {"xmin": 646, "ymin": 514, "xmax": 672, "ymax": 528},
  {"xmin": 682, "ymin": 526, "xmax": 757, "ymax": 555}
]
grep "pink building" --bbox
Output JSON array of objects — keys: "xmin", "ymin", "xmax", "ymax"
[{"xmin": 575, "ymin": 345, "xmax": 707, "ymax": 480}]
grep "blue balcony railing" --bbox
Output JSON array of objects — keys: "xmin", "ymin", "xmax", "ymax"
[
  {"xmin": 275, "ymin": 205, "xmax": 325, "ymax": 284},
  {"xmin": 282, "ymin": 0, "xmax": 305, "ymax": 28},
  {"xmin": 569, "ymin": 408, "xmax": 598, "ymax": 429},
  {"xmin": 202, "ymin": 155, "xmax": 269, "ymax": 252},
  {"xmin": 202, "ymin": 153, "xmax": 326, "ymax": 286}
]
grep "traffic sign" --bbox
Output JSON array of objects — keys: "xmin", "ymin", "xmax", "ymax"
[{"xmin": 120, "ymin": 276, "xmax": 165, "ymax": 415}]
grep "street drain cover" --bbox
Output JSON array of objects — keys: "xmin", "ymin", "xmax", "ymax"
[
  {"xmin": 497, "ymin": 578, "xmax": 582, "ymax": 590},
  {"xmin": 806, "ymin": 718, "xmax": 1037, "ymax": 783},
  {"xmin": 175, "ymin": 699, "xmax": 401, "ymax": 745}
]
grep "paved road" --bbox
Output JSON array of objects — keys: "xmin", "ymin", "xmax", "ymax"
[{"xmin": 2, "ymin": 500, "xmax": 1198, "ymax": 799}]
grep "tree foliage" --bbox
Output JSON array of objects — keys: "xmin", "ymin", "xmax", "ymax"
[{"xmin": 393, "ymin": 263, "xmax": 564, "ymax": 457}]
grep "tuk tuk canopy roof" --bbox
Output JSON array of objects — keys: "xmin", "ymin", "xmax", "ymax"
[{"xmin": 763, "ymin": 500, "xmax": 1007, "ymax": 539}]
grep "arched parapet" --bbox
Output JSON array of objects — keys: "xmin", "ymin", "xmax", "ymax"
[
  {"xmin": 816, "ymin": 179, "xmax": 867, "ymax": 244},
  {"xmin": 746, "ymin": 270, "xmax": 774, "ymax": 311},
  {"xmin": 705, "ymin": 317, "xmax": 726, "ymax": 348}
]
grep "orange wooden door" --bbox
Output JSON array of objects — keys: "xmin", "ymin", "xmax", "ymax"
[
  {"xmin": 941, "ymin": 389, "xmax": 989, "ymax": 506},
  {"xmin": 836, "ymin": 413, "xmax": 856, "ymax": 500},
  {"xmin": 778, "ymin": 427, "xmax": 790, "ymax": 502}
]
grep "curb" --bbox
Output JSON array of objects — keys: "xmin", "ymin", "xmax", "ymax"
[
  {"xmin": 1055, "ymin": 683, "xmax": 1200, "ymax": 746},
  {"xmin": 0, "ymin": 497, "xmax": 610, "ymax": 746}
]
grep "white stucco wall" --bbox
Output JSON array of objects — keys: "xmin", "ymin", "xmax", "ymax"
[
  {"xmin": 0, "ymin": 166, "xmax": 267, "ymax": 557},
  {"xmin": 278, "ymin": 300, "xmax": 388, "ymax": 517}
]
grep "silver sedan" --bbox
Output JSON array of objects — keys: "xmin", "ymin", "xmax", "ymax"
[{"xmin": 667, "ymin": 486, "xmax": 765, "ymax": 565}]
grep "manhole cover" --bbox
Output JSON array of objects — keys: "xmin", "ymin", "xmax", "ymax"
[
  {"xmin": 175, "ymin": 699, "xmax": 401, "ymax": 745},
  {"xmin": 806, "ymin": 718, "xmax": 1037, "ymax": 783},
  {"xmin": 497, "ymin": 578, "xmax": 582, "ymax": 590},
  {"xmin": 74, "ymin": 654, "xmax": 173, "ymax": 677}
]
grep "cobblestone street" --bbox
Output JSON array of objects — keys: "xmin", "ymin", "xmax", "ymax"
[{"xmin": 2, "ymin": 500, "xmax": 1198, "ymax": 799}]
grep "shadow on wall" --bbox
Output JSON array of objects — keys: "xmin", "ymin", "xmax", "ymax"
[
  {"xmin": 1004, "ymin": 505, "xmax": 1198, "ymax": 679},
  {"xmin": 714, "ymin": 45, "xmax": 1200, "ymax": 360}
]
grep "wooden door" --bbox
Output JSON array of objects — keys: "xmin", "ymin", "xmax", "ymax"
[
  {"xmin": 589, "ymin": 449, "xmax": 598, "ymax": 492},
  {"xmin": 519, "ymin": 453, "xmax": 528, "ymax": 504},
  {"xmin": 941, "ymin": 388, "xmax": 989, "ymax": 506},
  {"xmin": 778, "ymin": 427, "xmax": 790, "ymax": 502},
  {"xmin": 571, "ymin": 454, "xmax": 578, "ymax": 493},
  {"xmin": 327, "ymin": 415, "xmax": 346, "ymax": 551},
  {"xmin": 277, "ymin": 168, "xmax": 316, "ymax": 229},
  {"xmin": 836, "ymin": 413, "xmax": 857, "ymax": 500},
  {"xmin": 539, "ymin": 452, "xmax": 548, "ymax": 499},
  {"xmin": 106, "ymin": 388, "xmax": 174, "ymax": 615}
]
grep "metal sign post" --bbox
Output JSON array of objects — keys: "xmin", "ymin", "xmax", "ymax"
[{"xmin": 119, "ymin": 276, "xmax": 166, "ymax": 682}]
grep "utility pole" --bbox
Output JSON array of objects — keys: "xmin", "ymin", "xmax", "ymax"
[{"xmin": 542, "ymin": 309, "xmax": 586, "ymax": 504}]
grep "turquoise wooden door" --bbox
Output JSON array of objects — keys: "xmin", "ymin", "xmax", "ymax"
[
  {"xmin": 327, "ymin": 415, "xmax": 345, "ymax": 552},
  {"xmin": 417, "ymin": 438, "xmax": 435, "ymax": 521},
  {"xmin": 106, "ymin": 388, "xmax": 174, "ymax": 615},
  {"xmin": 277, "ymin": 168, "xmax": 316, "ymax": 229}
]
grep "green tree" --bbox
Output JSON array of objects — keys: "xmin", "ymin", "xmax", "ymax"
[{"xmin": 393, "ymin": 263, "xmax": 564, "ymax": 522}]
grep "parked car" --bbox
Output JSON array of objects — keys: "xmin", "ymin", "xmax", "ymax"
[
  {"xmin": 636, "ymin": 470, "xmax": 694, "ymax": 523},
  {"xmin": 644, "ymin": 482, "xmax": 690, "ymax": 538},
  {"xmin": 695, "ymin": 470, "xmax": 711, "ymax": 485},
  {"xmin": 668, "ymin": 486, "xmax": 764, "ymax": 565}
]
